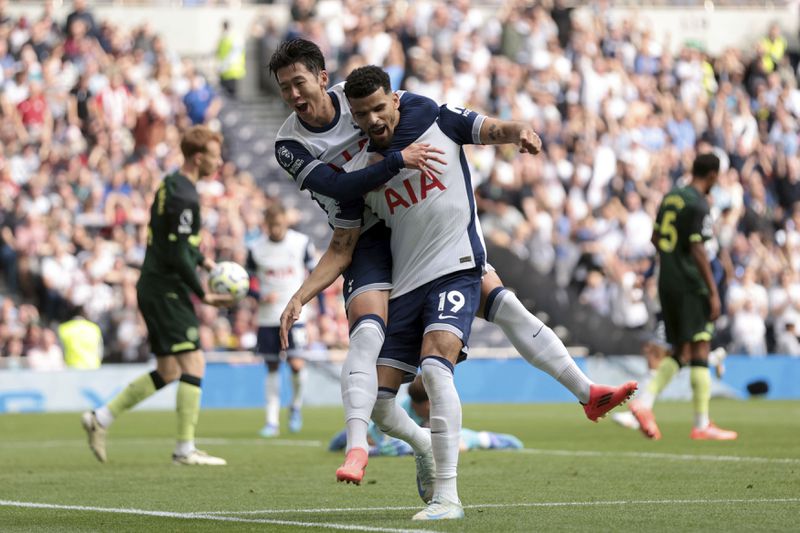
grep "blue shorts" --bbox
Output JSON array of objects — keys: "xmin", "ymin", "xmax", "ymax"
[
  {"xmin": 378, "ymin": 268, "xmax": 482, "ymax": 380},
  {"xmin": 256, "ymin": 325, "xmax": 308, "ymax": 362},
  {"xmin": 343, "ymin": 222, "xmax": 393, "ymax": 309}
]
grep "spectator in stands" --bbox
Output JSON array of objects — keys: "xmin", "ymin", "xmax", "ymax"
[
  {"xmin": 58, "ymin": 305, "xmax": 103, "ymax": 369},
  {"xmin": 26, "ymin": 326, "xmax": 64, "ymax": 371},
  {"xmin": 759, "ymin": 22, "xmax": 787, "ymax": 74},
  {"xmin": 775, "ymin": 315, "xmax": 800, "ymax": 356},
  {"xmin": 2, "ymin": 0, "xmax": 800, "ymax": 364},
  {"xmin": 216, "ymin": 20, "xmax": 245, "ymax": 98},
  {"xmin": 65, "ymin": 0, "xmax": 97, "ymax": 42},
  {"xmin": 184, "ymin": 75, "xmax": 221, "ymax": 126}
]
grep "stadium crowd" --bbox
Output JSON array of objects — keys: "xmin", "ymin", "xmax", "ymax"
[
  {"xmin": 1, "ymin": 0, "xmax": 799, "ymax": 369},
  {"xmin": 0, "ymin": 0, "xmax": 348, "ymax": 368},
  {"xmin": 273, "ymin": 0, "xmax": 800, "ymax": 356}
]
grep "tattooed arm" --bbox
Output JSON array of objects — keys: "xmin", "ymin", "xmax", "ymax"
[
  {"xmin": 280, "ymin": 227, "xmax": 360, "ymax": 348},
  {"xmin": 479, "ymin": 117, "xmax": 542, "ymax": 154}
]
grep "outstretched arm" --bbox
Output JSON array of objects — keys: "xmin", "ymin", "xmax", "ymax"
[
  {"xmin": 279, "ymin": 226, "xmax": 360, "ymax": 348},
  {"xmin": 479, "ymin": 117, "xmax": 542, "ymax": 154},
  {"xmin": 276, "ymin": 141, "xmax": 445, "ymax": 202}
]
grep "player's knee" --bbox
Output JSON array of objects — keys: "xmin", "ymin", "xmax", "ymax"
[
  {"xmin": 421, "ymin": 331, "xmax": 462, "ymax": 361},
  {"xmin": 155, "ymin": 360, "xmax": 180, "ymax": 383},
  {"xmin": 371, "ymin": 391, "xmax": 397, "ymax": 430},
  {"xmin": 347, "ymin": 292, "xmax": 388, "ymax": 327}
]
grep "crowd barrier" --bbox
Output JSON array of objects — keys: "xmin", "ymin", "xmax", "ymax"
[{"xmin": 0, "ymin": 355, "xmax": 797, "ymax": 413}]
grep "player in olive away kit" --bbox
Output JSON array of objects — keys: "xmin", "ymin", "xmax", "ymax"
[
  {"xmin": 81, "ymin": 126, "xmax": 235, "ymax": 465},
  {"xmin": 629, "ymin": 153, "xmax": 737, "ymax": 441}
]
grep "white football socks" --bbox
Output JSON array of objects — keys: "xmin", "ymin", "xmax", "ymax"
[
  {"xmin": 371, "ymin": 390, "xmax": 432, "ymax": 454},
  {"xmin": 341, "ymin": 316, "xmax": 384, "ymax": 453},
  {"xmin": 291, "ymin": 366, "xmax": 307, "ymax": 410},
  {"xmin": 94, "ymin": 406, "xmax": 114, "ymax": 428},
  {"xmin": 266, "ymin": 371, "xmax": 280, "ymax": 427},
  {"xmin": 174, "ymin": 440, "xmax": 195, "ymax": 457},
  {"xmin": 488, "ymin": 289, "xmax": 592, "ymax": 403},
  {"xmin": 420, "ymin": 357, "xmax": 461, "ymax": 505}
]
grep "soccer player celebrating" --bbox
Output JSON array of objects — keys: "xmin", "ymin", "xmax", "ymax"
[
  {"xmin": 270, "ymin": 39, "xmax": 636, "ymax": 486},
  {"xmin": 629, "ymin": 153, "xmax": 737, "ymax": 441},
  {"xmin": 81, "ymin": 126, "xmax": 233, "ymax": 465},
  {"xmin": 283, "ymin": 66, "xmax": 637, "ymax": 520},
  {"xmin": 270, "ymin": 40, "xmax": 444, "ymax": 487},
  {"xmin": 247, "ymin": 202, "xmax": 317, "ymax": 437}
]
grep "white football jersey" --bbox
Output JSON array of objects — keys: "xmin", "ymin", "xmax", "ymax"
[
  {"xmin": 248, "ymin": 229, "xmax": 316, "ymax": 326},
  {"xmin": 348, "ymin": 103, "xmax": 487, "ymax": 298},
  {"xmin": 275, "ymin": 83, "xmax": 378, "ymax": 231}
]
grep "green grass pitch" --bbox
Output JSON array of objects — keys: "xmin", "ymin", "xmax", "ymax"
[{"xmin": 1, "ymin": 400, "xmax": 799, "ymax": 532}]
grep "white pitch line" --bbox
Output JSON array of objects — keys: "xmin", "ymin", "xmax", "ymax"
[
  {"xmin": 517, "ymin": 448, "xmax": 800, "ymax": 465},
  {"xmin": 0, "ymin": 500, "xmax": 433, "ymax": 533},
  {"xmin": 201, "ymin": 498, "xmax": 800, "ymax": 516},
  {"xmin": 0, "ymin": 438, "xmax": 322, "ymax": 449},
  {"xmin": 2, "ymin": 440, "xmax": 797, "ymax": 465}
]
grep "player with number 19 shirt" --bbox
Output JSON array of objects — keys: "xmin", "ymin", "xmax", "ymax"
[{"xmin": 346, "ymin": 101, "xmax": 486, "ymax": 379}]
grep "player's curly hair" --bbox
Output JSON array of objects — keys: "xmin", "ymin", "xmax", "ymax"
[
  {"xmin": 268, "ymin": 39, "xmax": 326, "ymax": 79},
  {"xmin": 344, "ymin": 66, "xmax": 391, "ymax": 100},
  {"xmin": 408, "ymin": 375, "xmax": 429, "ymax": 404}
]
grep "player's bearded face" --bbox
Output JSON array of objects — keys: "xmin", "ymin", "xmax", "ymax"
[
  {"xmin": 349, "ymin": 89, "xmax": 400, "ymax": 150},
  {"xmin": 276, "ymin": 63, "xmax": 328, "ymax": 123}
]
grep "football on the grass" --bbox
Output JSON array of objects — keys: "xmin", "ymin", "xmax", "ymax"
[{"xmin": 209, "ymin": 261, "xmax": 249, "ymax": 302}]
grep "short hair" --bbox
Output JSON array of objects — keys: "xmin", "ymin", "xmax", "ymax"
[
  {"xmin": 407, "ymin": 376, "xmax": 429, "ymax": 403},
  {"xmin": 692, "ymin": 153, "xmax": 720, "ymax": 179},
  {"xmin": 265, "ymin": 202, "xmax": 286, "ymax": 220},
  {"xmin": 344, "ymin": 66, "xmax": 391, "ymax": 100},
  {"xmin": 268, "ymin": 39, "xmax": 325, "ymax": 79},
  {"xmin": 180, "ymin": 126, "xmax": 222, "ymax": 160}
]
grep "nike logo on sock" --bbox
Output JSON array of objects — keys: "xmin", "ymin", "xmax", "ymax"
[
  {"xmin": 349, "ymin": 371, "xmax": 367, "ymax": 375},
  {"xmin": 532, "ymin": 324, "xmax": 544, "ymax": 338}
]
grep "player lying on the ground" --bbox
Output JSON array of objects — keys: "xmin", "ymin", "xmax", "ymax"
[{"xmin": 329, "ymin": 375, "xmax": 523, "ymax": 456}]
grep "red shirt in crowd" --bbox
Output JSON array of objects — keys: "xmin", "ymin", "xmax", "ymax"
[{"xmin": 17, "ymin": 94, "xmax": 47, "ymax": 126}]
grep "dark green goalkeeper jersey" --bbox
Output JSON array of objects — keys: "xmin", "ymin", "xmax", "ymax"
[
  {"xmin": 140, "ymin": 171, "xmax": 205, "ymax": 298},
  {"xmin": 653, "ymin": 185, "xmax": 712, "ymax": 295}
]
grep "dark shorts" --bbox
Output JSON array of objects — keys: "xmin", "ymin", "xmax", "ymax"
[
  {"xmin": 660, "ymin": 289, "xmax": 714, "ymax": 346},
  {"xmin": 343, "ymin": 222, "xmax": 393, "ymax": 310},
  {"xmin": 378, "ymin": 268, "xmax": 482, "ymax": 381},
  {"xmin": 137, "ymin": 278, "xmax": 199, "ymax": 357},
  {"xmin": 255, "ymin": 325, "xmax": 308, "ymax": 362}
]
